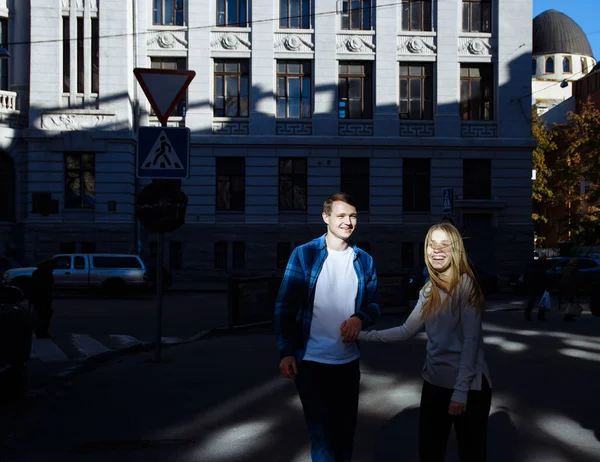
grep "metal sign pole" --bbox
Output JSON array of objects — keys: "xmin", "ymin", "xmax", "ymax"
[{"xmin": 154, "ymin": 231, "xmax": 165, "ymax": 362}]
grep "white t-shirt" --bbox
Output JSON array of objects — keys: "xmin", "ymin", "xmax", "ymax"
[{"xmin": 303, "ymin": 246, "xmax": 360, "ymax": 364}]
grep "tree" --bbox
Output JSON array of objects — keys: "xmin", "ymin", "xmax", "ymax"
[
  {"xmin": 552, "ymin": 98, "xmax": 600, "ymax": 244},
  {"xmin": 531, "ymin": 109, "xmax": 556, "ymax": 242}
]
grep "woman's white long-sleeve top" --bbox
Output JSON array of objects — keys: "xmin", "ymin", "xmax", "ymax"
[{"xmin": 358, "ymin": 275, "xmax": 491, "ymax": 404}]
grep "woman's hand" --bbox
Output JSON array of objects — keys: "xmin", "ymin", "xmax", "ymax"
[{"xmin": 448, "ymin": 401, "xmax": 466, "ymax": 416}]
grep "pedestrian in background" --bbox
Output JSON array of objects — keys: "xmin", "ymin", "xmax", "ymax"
[
  {"xmin": 31, "ymin": 258, "xmax": 56, "ymax": 338},
  {"xmin": 275, "ymin": 192, "xmax": 380, "ymax": 462},
  {"xmin": 561, "ymin": 259, "xmax": 580, "ymax": 322},
  {"xmin": 354, "ymin": 222, "xmax": 491, "ymax": 462},
  {"xmin": 523, "ymin": 253, "xmax": 550, "ymax": 321}
]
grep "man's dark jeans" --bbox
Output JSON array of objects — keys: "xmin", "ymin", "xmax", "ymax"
[{"xmin": 295, "ymin": 359, "xmax": 360, "ymax": 462}]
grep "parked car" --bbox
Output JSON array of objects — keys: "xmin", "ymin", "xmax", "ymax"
[
  {"xmin": 2, "ymin": 254, "xmax": 150, "ymax": 296},
  {"xmin": 0, "ymin": 285, "xmax": 32, "ymax": 400},
  {"xmin": 0, "ymin": 256, "xmax": 21, "ymax": 274},
  {"xmin": 509, "ymin": 256, "xmax": 600, "ymax": 295}
]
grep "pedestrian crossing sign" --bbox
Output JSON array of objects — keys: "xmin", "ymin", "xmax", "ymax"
[{"xmin": 137, "ymin": 127, "xmax": 190, "ymax": 179}]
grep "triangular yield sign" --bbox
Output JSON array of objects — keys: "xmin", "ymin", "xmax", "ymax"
[{"xmin": 134, "ymin": 68, "xmax": 196, "ymax": 126}]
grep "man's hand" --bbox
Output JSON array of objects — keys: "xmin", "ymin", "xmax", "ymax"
[
  {"xmin": 279, "ymin": 356, "xmax": 297, "ymax": 379},
  {"xmin": 340, "ymin": 316, "xmax": 363, "ymax": 343},
  {"xmin": 448, "ymin": 401, "xmax": 467, "ymax": 416}
]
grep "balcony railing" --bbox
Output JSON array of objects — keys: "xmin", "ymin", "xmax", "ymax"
[{"xmin": 0, "ymin": 90, "xmax": 18, "ymax": 113}]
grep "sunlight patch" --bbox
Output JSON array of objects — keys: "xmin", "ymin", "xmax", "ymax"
[
  {"xmin": 563, "ymin": 338, "xmax": 600, "ymax": 352},
  {"xmin": 558, "ymin": 348, "xmax": 600, "ymax": 362},
  {"xmin": 484, "ymin": 335, "xmax": 528, "ymax": 352},
  {"xmin": 535, "ymin": 412, "xmax": 600, "ymax": 456},
  {"xmin": 187, "ymin": 419, "xmax": 275, "ymax": 461}
]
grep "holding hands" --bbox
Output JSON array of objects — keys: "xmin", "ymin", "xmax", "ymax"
[{"xmin": 340, "ymin": 316, "xmax": 363, "ymax": 343}]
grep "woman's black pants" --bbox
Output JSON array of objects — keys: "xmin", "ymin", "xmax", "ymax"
[{"xmin": 418, "ymin": 377, "xmax": 492, "ymax": 462}]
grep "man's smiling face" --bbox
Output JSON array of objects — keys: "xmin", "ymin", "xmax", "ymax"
[{"xmin": 323, "ymin": 201, "xmax": 357, "ymax": 242}]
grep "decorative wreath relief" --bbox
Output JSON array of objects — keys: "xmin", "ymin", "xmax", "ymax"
[
  {"xmin": 284, "ymin": 35, "xmax": 302, "ymax": 51},
  {"xmin": 467, "ymin": 39, "xmax": 487, "ymax": 55},
  {"xmin": 157, "ymin": 32, "xmax": 176, "ymax": 48},
  {"xmin": 346, "ymin": 37, "xmax": 363, "ymax": 52},
  {"xmin": 407, "ymin": 38, "xmax": 425, "ymax": 54},
  {"xmin": 221, "ymin": 34, "xmax": 239, "ymax": 50}
]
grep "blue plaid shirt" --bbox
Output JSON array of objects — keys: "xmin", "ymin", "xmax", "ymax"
[{"xmin": 275, "ymin": 234, "xmax": 380, "ymax": 361}]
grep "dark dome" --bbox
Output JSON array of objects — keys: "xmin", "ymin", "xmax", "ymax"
[{"xmin": 533, "ymin": 10, "xmax": 593, "ymax": 57}]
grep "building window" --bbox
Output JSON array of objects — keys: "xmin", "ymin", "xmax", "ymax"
[
  {"xmin": 169, "ymin": 241, "xmax": 182, "ymax": 270},
  {"xmin": 399, "ymin": 63, "xmax": 433, "ymax": 120},
  {"xmin": 65, "ymin": 153, "xmax": 96, "ymax": 209},
  {"xmin": 341, "ymin": 158, "xmax": 369, "ymax": 211},
  {"xmin": 463, "ymin": 159, "xmax": 491, "ymax": 200},
  {"xmin": 277, "ymin": 242, "xmax": 291, "ymax": 269},
  {"xmin": 581, "ymin": 57, "xmax": 588, "ymax": 74},
  {"xmin": 62, "ymin": 5, "xmax": 100, "ymax": 106},
  {"xmin": 214, "ymin": 60, "xmax": 250, "ymax": 118},
  {"xmin": 277, "ymin": 61, "xmax": 312, "ymax": 118},
  {"xmin": 0, "ymin": 19, "xmax": 8, "ymax": 91},
  {"xmin": 460, "ymin": 64, "xmax": 493, "ymax": 121},
  {"xmin": 545, "ymin": 57, "xmax": 554, "ymax": 74},
  {"xmin": 214, "ymin": 242, "xmax": 227, "ymax": 269},
  {"xmin": 401, "ymin": 242, "xmax": 415, "ymax": 268},
  {"xmin": 153, "ymin": 0, "xmax": 184, "ymax": 25},
  {"xmin": 151, "ymin": 58, "xmax": 187, "ymax": 116},
  {"xmin": 563, "ymin": 57, "xmax": 571, "ymax": 73},
  {"xmin": 532, "ymin": 58, "xmax": 537, "ymax": 75},
  {"xmin": 62, "ymin": 17, "xmax": 70, "ymax": 93},
  {"xmin": 217, "ymin": 0, "xmax": 248, "ymax": 27},
  {"xmin": 0, "ymin": 153, "xmax": 15, "ymax": 222},
  {"xmin": 462, "ymin": 0, "xmax": 491, "ymax": 33},
  {"xmin": 92, "ymin": 18, "xmax": 99, "ymax": 94},
  {"xmin": 60, "ymin": 243, "xmax": 76, "ymax": 254},
  {"xmin": 338, "ymin": 62, "xmax": 373, "ymax": 119},
  {"xmin": 232, "ymin": 242, "xmax": 245, "ymax": 269},
  {"xmin": 280, "ymin": 0, "xmax": 311, "ymax": 29},
  {"xmin": 279, "ymin": 158, "xmax": 307, "ymax": 211},
  {"xmin": 403, "ymin": 158, "xmax": 430, "ymax": 212},
  {"xmin": 216, "ymin": 157, "xmax": 246, "ymax": 211},
  {"xmin": 341, "ymin": 0, "xmax": 371, "ymax": 30},
  {"xmin": 80, "ymin": 242, "xmax": 97, "ymax": 254},
  {"xmin": 77, "ymin": 18, "xmax": 84, "ymax": 94},
  {"xmin": 357, "ymin": 242, "xmax": 371, "ymax": 253},
  {"xmin": 401, "ymin": 0, "xmax": 432, "ymax": 31}
]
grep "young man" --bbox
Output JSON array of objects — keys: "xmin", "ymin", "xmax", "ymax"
[{"xmin": 275, "ymin": 192, "xmax": 380, "ymax": 462}]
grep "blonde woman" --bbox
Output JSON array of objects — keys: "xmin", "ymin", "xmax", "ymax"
[{"xmin": 350, "ymin": 223, "xmax": 492, "ymax": 462}]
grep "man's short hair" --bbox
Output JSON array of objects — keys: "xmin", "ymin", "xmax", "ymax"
[{"xmin": 323, "ymin": 192, "xmax": 358, "ymax": 215}]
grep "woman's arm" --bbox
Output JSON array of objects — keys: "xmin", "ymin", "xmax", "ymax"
[
  {"xmin": 451, "ymin": 279, "xmax": 483, "ymax": 404},
  {"xmin": 358, "ymin": 293, "xmax": 425, "ymax": 342}
]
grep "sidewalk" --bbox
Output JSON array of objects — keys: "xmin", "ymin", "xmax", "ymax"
[{"xmin": 2, "ymin": 307, "xmax": 600, "ymax": 462}]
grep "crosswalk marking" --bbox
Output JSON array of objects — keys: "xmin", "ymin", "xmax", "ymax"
[
  {"xmin": 30, "ymin": 337, "xmax": 70, "ymax": 362},
  {"xmin": 71, "ymin": 334, "xmax": 111, "ymax": 358},
  {"xmin": 27, "ymin": 333, "xmax": 185, "ymax": 364},
  {"xmin": 109, "ymin": 334, "xmax": 145, "ymax": 349}
]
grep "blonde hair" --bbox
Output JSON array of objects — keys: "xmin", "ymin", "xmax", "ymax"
[{"xmin": 421, "ymin": 222, "xmax": 485, "ymax": 321}]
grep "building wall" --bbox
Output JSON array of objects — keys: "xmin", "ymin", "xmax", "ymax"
[{"xmin": 1, "ymin": 0, "xmax": 535, "ymax": 280}]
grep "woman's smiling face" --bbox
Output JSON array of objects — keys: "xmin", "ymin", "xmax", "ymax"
[{"xmin": 427, "ymin": 228, "xmax": 453, "ymax": 273}]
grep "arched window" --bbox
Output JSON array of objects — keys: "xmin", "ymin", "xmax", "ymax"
[
  {"xmin": 532, "ymin": 58, "xmax": 537, "ymax": 75},
  {"xmin": 563, "ymin": 57, "xmax": 571, "ymax": 73},
  {"xmin": 0, "ymin": 153, "xmax": 15, "ymax": 222},
  {"xmin": 582, "ymin": 57, "xmax": 588, "ymax": 74},
  {"xmin": 545, "ymin": 57, "xmax": 554, "ymax": 73}
]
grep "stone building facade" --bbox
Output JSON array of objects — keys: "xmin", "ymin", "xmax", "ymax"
[{"xmin": 0, "ymin": 0, "xmax": 535, "ymax": 278}]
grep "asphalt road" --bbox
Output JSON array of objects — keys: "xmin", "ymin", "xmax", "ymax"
[{"xmin": 1, "ymin": 307, "xmax": 599, "ymax": 462}]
